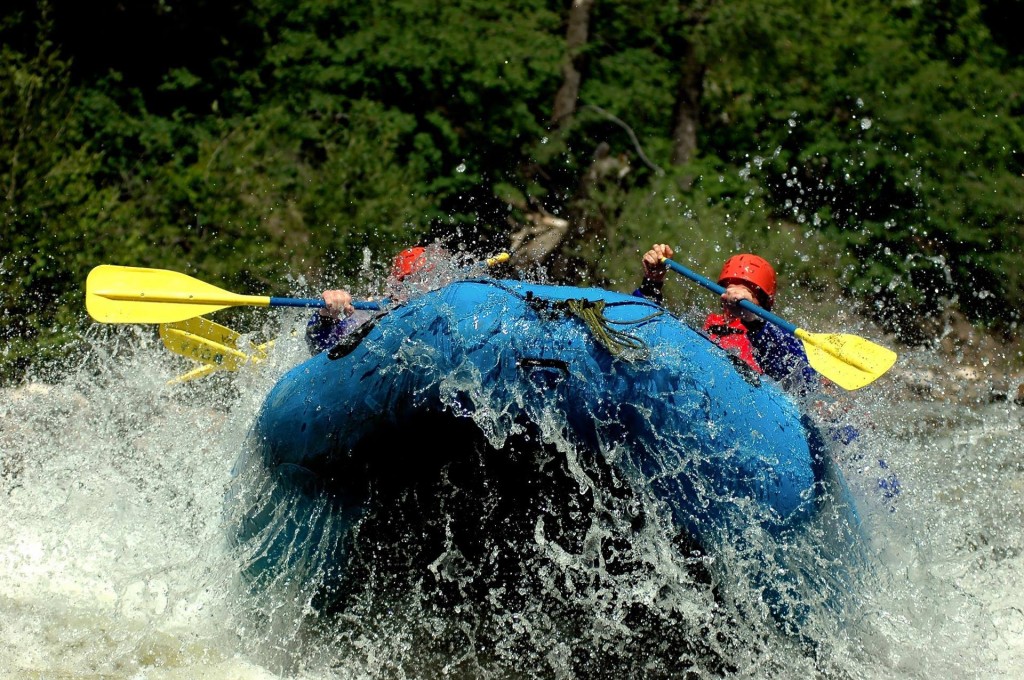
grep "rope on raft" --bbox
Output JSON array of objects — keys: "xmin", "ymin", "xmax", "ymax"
[
  {"xmin": 491, "ymin": 284, "xmax": 666, "ymax": 362},
  {"xmin": 565, "ymin": 298, "xmax": 662, "ymax": 361}
]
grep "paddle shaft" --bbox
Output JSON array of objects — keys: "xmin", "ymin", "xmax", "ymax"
[
  {"xmin": 94, "ymin": 289, "xmax": 381, "ymax": 311},
  {"xmin": 278, "ymin": 297, "xmax": 384, "ymax": 310},
  {"xmin": 661, "ymin": 258, "xmax": 797, "ymax": 334}
]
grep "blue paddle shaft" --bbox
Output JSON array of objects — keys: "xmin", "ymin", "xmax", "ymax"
[
  {"xmin": 263, "ymin": 253, "xmax": 504, "ymax": 314},
  {"xmin": 662, "ymin": 259, "xmax": 797, "ymax": 335},
  {"xmin": 268, "ymin": 297, "xmax": 383, "ymax": 311}
]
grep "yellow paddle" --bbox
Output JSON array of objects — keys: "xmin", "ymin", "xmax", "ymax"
[
  {"xmin": 167, "ymin": 363, "xmax": 219, "ymax": 384},
  {"xmin": 85, "ymin": 265, "xmax": 384, "ymax": 324},
  {"xmin": 661, "ymin": 258, "xmax": 897, "ymax": 391},
  {"xmin": 87, "ymin": 254, "xmax": 511, "ymax": 325},
  {"xmin": 159, "ymin": 317, "xmax": 274, "ymax": 383},
  {"xmin": 118, "ymin": 253, "xmax": 512, "ymax": 381},
  {"xmin": 159, "ymin": 316, "xmax": 272, "ymax": 369}
]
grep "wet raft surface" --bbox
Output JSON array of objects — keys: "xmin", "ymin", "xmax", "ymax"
[{"xmin": 227, "ymin": 279, "xmax": 866, "ymax": 676}]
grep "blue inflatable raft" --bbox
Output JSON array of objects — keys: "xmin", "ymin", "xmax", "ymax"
[{"xmin": 227, "ymin": 277, "xmax": 863, "ymax": 628}]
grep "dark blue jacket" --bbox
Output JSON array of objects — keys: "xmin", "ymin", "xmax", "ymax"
[
  {"xmin": 746, "ymin": 321, "xmax": 819, "ymax": 397},
  {"xmin": 305, "ymin": 313, "xmax": 362, "ymax": 355}
]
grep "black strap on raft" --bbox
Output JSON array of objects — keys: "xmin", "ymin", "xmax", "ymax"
[{"xmin": 517, "ymin": 357, "xmax": 571, "ymax": 378}]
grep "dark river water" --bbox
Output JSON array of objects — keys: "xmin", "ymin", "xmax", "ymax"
[{"xmin": 1, "ymin": 319, "xmax": 1021, "ymax": 679}]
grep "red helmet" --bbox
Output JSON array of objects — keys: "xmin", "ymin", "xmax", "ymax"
[
  {"xmin": 718, "ymin": 254, "xmax": 777, "ymax": 309},
  {"xmin": 391, "ymin": 246, "xmax": 427, "ymax": 281}
]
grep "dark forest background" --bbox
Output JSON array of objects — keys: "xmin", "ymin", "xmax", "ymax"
[{"xmin": 2, "ymin": 0, "xmax": 1023, "ymax": 384}]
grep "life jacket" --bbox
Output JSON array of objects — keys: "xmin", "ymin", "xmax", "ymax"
[{"xmin": 703, "ymin": 313, "xmax": 762, "ymax": 373}]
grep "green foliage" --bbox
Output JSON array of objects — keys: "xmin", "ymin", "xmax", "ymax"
[
  {"xmin": 249, "ymin": 0, "xmax": 564, "ymax": 227},
  {"xmin": 695, "ymin": 0, "xmax": 1024, "ymax": 340},
  {"xmin": 0, "ymin": 8, "xmax": 116, "ymax": 378},
  {"xmin": 2, "ymin": 0, "xmax": 1023, "ymax": 383}
]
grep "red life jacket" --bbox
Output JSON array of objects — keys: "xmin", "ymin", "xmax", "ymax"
[{"xmin": 703, "ymin": 313, "xmax": 762, "ymax": 373}]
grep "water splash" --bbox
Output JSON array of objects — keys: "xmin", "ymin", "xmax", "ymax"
[{"xmin": 1, "ymin": 306, "xmax": 1021, "ymax": 678}]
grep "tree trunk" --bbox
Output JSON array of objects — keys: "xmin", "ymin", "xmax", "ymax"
[
  {"xmin": 551, "ymin": 0, "xmax": 595, "ymax": 127},
  {"xmin": 670, "ymin": 36, "xmax": 704, "ymax": 167}
]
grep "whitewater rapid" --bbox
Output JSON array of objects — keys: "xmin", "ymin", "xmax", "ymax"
[{"xmin": 1, "ymin": 320, "xmax": 1022, "ymax": 678}]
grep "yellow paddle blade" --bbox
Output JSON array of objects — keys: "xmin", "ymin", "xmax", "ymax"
[
  {"xmin": 167, "ymin": 363, "xmax": 220, "ymax": 385},
  {"xmin": 86, "ymin": 265, "xmax": 270, "ymax": 323},
  {"xmin": 163, "ymin": 316, "xmax": 244, "ymax": 351},
  {"xmin": 795, "ymin": 328, "xmax": 898, "ymax": 391},
  {"xmin": 159, "ymin": 319, "xmax": 271, "ymax": 371},
  {"xmin": 166, "ymin": 316, "xmax": 279, "ymax": 361},
  {"xmin": 485, "ymin": 252, "xmax": 510, "ymax": 267},
  {"xmin": 160, "ymin": 325, "xmax": 251, "ymax": 370}
]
